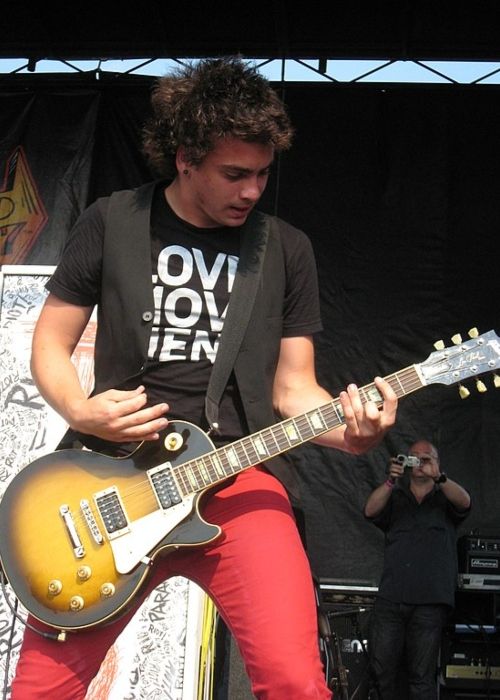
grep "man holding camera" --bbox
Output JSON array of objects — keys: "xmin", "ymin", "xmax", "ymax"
[{"xmin": 364, "ymin": 440, "xmax": 471, "ymax": 699}]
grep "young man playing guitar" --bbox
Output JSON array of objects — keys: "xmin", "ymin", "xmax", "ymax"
[{"xmin": 11, "ymin": 57, "xmax": 397, "ymax": 699}]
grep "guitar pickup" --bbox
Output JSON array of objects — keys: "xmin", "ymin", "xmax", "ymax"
[
  {"xmin": 148, "ymin": 463, "xmax": 182, "ymax": 509},
  {"xmin": 94, "ymin": 486, "xmax": 129, "ymax": 540}
]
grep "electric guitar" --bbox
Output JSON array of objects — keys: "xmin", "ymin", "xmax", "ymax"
[{"xmin": 0, "ymin": 329, "xmax": 499, "ymax": 632}]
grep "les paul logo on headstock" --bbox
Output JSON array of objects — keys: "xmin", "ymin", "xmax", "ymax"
[{"xmin": 420, "ymin": 327, "xmax": 500, "ymax": 398}]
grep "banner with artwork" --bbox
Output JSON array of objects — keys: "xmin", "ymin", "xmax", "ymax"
[
  {"xmin": 0, "ymin": 266, "xmax": 215, "ymax": 699},
  {"xmin": 0, "ymin": 91, "xmax": 99, "ymax": 266},
  {"xmin": 0, "ymin": 85, "xmax": 153, "ymax": 268}
]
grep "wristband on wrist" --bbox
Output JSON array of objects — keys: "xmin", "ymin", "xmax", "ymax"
[
  {"xmin": 385, "ymin": 478, "xmax": 395, "ymax": 489},
  {"xmin": 434, "ymin": 473, "xmax": 448, "ymax": 484}
]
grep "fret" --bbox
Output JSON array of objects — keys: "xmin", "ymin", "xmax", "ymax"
[
  {"xmin": 225, "ymin": 446, "xmax": 241, "ymax": 471},
  {"xmin": 392, "ymin": 372, "xmax": 405, "ymax": 396},
  {"xmin": 175, "ymin": 466, "xmax": 190, "ymax": 494},
  {"xmin": 303, "ymin": 412, "xmax": 318, "ymax": 437},
  {"xmin": 209, "ymin": 452, "xmax": 226, "ymax": 479},
  {"xmin": 236, "ymin": 440, "xmax": 252, "ymax": 467},
  {"xmin": 217, "ymin": 449, "xmax": 234, "ymax": 476},
  {"xmin": 294, "ymin": 414, "xmax": 315, "ymax": 440},
  {"xmin": 240, "ymin": 437, "xmax": 260, "ymax": 465},
  {"xmin": 391, "ymin": 374, "xmax": 406, "ymax": 397},
  {"xmin": 275, "ymin": 423, "xmax": 291, "ymax": 449},
  {"xmin": 197, "ymin": 458, "xmax": 211, "ymax": 485},
  {"xmin": 252, "ymin": 434, "xmax": 270, "ymax": 459},
  {"xmin": 318, "ymin": 404, "xmax": 332, "ymax": 428},
  {"xmin": 205, "ymin": 455, "xmax": 219, "ymax": 482},
  {"xmin": 271, "ymin": 424, "xmax": 290, "ymax": 451},
  {"xmin": 396, "ymin": 368, "xmax": 420, "ymax": 394},
  {"xmin": 359, "ymin": 385, "xmax": 369, "ymax": 404},
  {"xmin": 284, "ymin": 419, "xmax": 301, "ymax": 444},
  {"xmin": 261, "ymin": 427, "xmax": 280, "ymax": 454},
  {"xmin": 193, "ymin": 462, "xmax": 206, "ymax": 488},
  {"xmin": 331, "ymin": 401, "xmax": 344, "ymax": 426},
  {"xmin": 364, "ymin": 385, "xmax": 382, "ymax": 404},
  {"xmin": 186, "ymin": 465, "xmax": 199, "ymax": 490},
  {"xmin": 317, "ymin": 404, "xmax": 337, "ymax": 433},
  {"xmin": 309, "ymin": 409, "xmax": 326, "ymax": 432}
]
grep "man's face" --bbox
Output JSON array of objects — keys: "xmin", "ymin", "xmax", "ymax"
[
  {"xmin": 409, "ymin": 441, "xmax": 439, "ymax": 480},
  {"xmin": 180, "ymin": 136, "xmax": 274, "ymax": 228}
]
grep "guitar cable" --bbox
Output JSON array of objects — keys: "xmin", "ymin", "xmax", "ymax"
[{"xmin": 0, "ymin": 570, "xmax": 61, "ymax": 641}]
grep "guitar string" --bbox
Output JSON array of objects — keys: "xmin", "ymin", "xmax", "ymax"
[
  {"xmin": 16, "ymin": 343, "xmax": 496, "ymax": 608},
  {"xmin": 65, "ymin": 371, "xmax": 424, "ymax": 535},
  {"xmin": 33, "ymin": 356, "xmax": 482, "ymax": 563},
  {"xmin": 62, "ymin": 366, "xmax": 424, "ymax": 538}
]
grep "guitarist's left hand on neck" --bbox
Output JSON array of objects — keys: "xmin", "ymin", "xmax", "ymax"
[{"xmin": 338, "ymin": 376, "xmax": 398, "ymax": 455}]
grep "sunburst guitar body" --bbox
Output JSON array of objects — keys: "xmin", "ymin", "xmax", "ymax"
[{"xmin": 0, "ymin": 421, "xmax": 218, "ymax": 631}]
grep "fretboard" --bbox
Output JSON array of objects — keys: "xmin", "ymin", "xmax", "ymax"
[{"xmin": 172, "ymin": 364, "xmax": 424, "ymax": 496}]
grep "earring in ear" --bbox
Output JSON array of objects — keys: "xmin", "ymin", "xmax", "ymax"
[{"xmin": 183, "ymin": 169, "xmax": 189, "ymax": 175}]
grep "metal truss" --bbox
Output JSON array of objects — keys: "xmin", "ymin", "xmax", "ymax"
[{"xmin": 2, "ymin": 56, "xmax": 500, "ymax": 85}]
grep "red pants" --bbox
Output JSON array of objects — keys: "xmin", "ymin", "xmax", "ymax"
[{"xmin": 11, "ymin": 467, "xmax": 332, "ymax": 699}]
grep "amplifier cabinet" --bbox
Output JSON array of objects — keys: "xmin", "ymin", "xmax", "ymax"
[
  {"xmin": 458, "ymin": 536, "xmax": 500, "ymax": 577},
  {"xmin": 440, "ymin": 626, "xmax": 500, "ymax": 693}
]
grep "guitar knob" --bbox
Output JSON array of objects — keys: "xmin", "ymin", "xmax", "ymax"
[
  {"xmin": 100, "ymin": 582, "xmax": 116, "ymax": 598},
  {"xmin": 459, "ymin": 385, "xmax": 470, "ymax": 399},
  {"xmin": 494, "ymin": 373, "xmax": 500, "ymax": 389},
  {"xmin": 165, "ymin": 432, "xmax": 183, "ymax": 451},
  {"xmin": 433, "ymin": 340, "xmax": 445, "ymax": 350},
  {"xmin": 69, "ymin": 595, "xmax": 85, "ymax": 611},
  {"xmin": 48, "ymin": 580, "xmax": 63, "ymax": 596},
  {"xmin": 451, "ymin": 334, "xmax": 463, "ymax": 345},
  {"xmin": 77, "ymin": 566, "xmax": 92, "ymax": 581},
  {"xmin": 476, "ymin": 379, "xmax": 487, "ymax": 393},
  {"xmin": 468, "ymin": 327, "xmax": 479, "ymax": 338}
]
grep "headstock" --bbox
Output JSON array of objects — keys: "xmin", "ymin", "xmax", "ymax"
[{"xmin": 418, "ymin": 328, "xmax": 500, "ymax": 397}]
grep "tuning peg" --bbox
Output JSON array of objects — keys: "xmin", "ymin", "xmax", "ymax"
[
  {"xmin": 459, "ymin": 384, "xmax": 470, "ymax": 399},
  {"xmin": 476, "ymin": 379, "xmax": 487, "ymax": 393},
  {"xmin": 468, "ymin": 327, "xmax": 479, "ymax": 338},
  {"xmin": 434, "ymin": 340, "xmax": 445, "ymax": 350},
  {"xmin": 494, "ymin": 373, "xmax": 500, "ymax": 389},
  {"xmin": 451, "ymin": 333, "xmax": 463, "ymax": 345}
]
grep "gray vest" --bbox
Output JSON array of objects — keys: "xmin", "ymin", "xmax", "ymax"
[{"xmin": 93, "ymin": 182, "xmax": 299, "ymax": 497}]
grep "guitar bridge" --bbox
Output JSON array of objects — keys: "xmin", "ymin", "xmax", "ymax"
[
  {"xmin": 59, "ymin": 504, "xmax": 85, "ymax": 558},
  {"xmin": 80, "ymin": 499, "xmax": 104, "ymax": 544}
]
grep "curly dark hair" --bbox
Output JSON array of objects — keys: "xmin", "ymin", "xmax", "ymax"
[{"xmin": 142, "ymin": 57, "xmax": 294, "ymax": 178}]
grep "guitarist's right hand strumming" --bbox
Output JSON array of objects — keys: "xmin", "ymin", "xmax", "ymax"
[
  {"xmin": 68, "ymin": 386, "xmax": 170, "ymax": 444},
  {"xmin": 31, "ymin": 293, "xmax": 169, "ymax": 443}
]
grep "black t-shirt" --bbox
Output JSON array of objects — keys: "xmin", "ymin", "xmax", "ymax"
[
  {"xmin": 47, "ymin": 184, "xmax": 323, "ymax": 442},
  {"xmin": 369, "ymin": 482, "xmax": 470, "ymax": 607}
]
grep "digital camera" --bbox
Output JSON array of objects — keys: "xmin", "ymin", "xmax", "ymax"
[{"xmin": 396, "ymin": 454, "xmax": 421, "ymax": 468}]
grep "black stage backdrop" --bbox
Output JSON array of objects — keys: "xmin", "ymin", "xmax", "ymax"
[{"xmin": 1, "ymin": 78, "xmax": 499, "ymax": 584}]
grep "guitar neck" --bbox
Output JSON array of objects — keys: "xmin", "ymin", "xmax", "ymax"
[{"xmin": 173, "ymin": 364, "xmax": 424, "ymax": 494}]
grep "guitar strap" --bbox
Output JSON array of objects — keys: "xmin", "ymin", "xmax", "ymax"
[
  {"xmin": 60, "ymin": 186, "xmax": 271, "ymax": 448},
  {"xmin": 204, "ymin": 209, "xmax": 271, "ymax": 434}
]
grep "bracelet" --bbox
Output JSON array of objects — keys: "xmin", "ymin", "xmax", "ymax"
[{"xmin": 385, "ymin": 478, "xmax": 395, "ymax": 489}]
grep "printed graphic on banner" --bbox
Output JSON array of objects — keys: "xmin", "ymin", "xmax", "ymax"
[
  {"xmin": 0, "ymin": 266, "xmax": 62, "ymax": 696},
  {"xmin": 0, "ymin": 267, "xmax": 62, "ymax": 476},
  {"xmin": 0, "ymin": 148, "xmax": 48, "ymax": 264},
  {"xmin": 0, "ymin": 267, "xmax": 211, "ymax": 699},
  {"xmin": 85, "ymin": 578, "xmax": 192, "ymax": 700}
]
